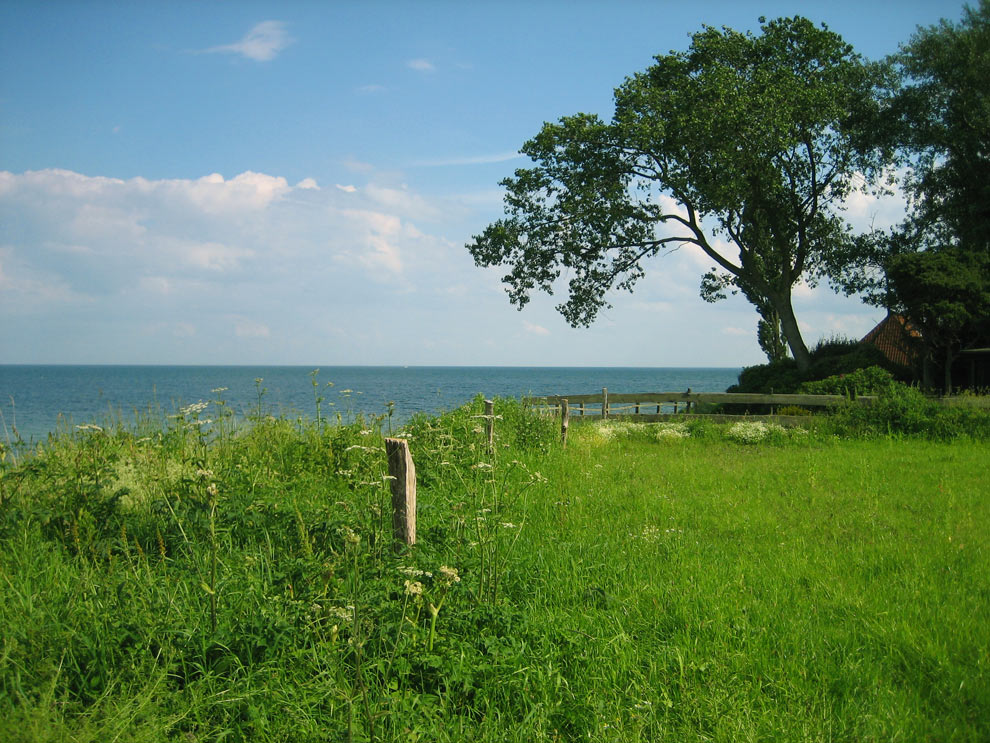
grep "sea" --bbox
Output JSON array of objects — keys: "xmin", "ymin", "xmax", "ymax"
[{"xmin": 0, "ymin": 365, "xmax": 742, "ymax": 443}]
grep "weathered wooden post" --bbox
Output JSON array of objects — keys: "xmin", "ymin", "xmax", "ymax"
[
  {"xmin": 385, "ymin": 438, "xmax": 416, "ymax": 548},
  {"xmin": 484, "ymin": 399, "xmax": 495, "ymax": 450},
  {"xmin": 602, "ymin": 387, "xmax": 609, "ymax": 420},
  {"xmin": 561, "ymin": 398, "xmax": 570, "ymax": 447}
]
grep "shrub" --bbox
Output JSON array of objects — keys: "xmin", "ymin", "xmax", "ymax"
[
  {"xmin": 800, "ymin": 366, "xmax": 896, "ymax": 396},
  {"xmin": 776, "ymin": 405, "xmax": 812, "ymax": 416},
  {"xmin": 829, "ymin": 382, "xmax": 990, "ymax": 439},
  {"xmin": 728, "ymin": 359, "xmax": 802, "ymax": 394}
]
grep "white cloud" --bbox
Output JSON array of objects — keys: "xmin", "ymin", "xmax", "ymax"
[
  {"xmin": 175, "ymin": 171, "xmax": 291, "ymax": 213},
  {"xmin": 0, "ymin": 168, "xmax": 462, "ymax": 315},
  {"xmin": 338, "ymin": 209, "xmax": 407, "ymax": 274},
  {"xmin": 722, "ymin": 326, "xmax": 750, "ymax": 336},
  {"xmin": 364, "ymin": 184, "xmax": 445, "ymax": 221},
  {"xmin": 181, "ymin": 241, "xmax": 254, "ymax": 272},
  {"xmin": 335, "ymin": 184, "xmax": 357, "ymax": 193},
  {"xmin": 523, "ymin": 320, "xmax": 550, "ymax": 336},
  {"xmin": 406, "ymin": 58, "xmax": 435, "ymax": 72},
  {"xmin": 203, "ymin": 21, "xmax": 294, "ymax": 62},
  {"xmin": 842, "ymin": 176, "xmax": 908, "ymax": 232}
]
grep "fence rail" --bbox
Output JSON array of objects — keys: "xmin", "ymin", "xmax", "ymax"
[{"xmin": 525, "ymin": 388, "xmax": 877, "ymax": 426}]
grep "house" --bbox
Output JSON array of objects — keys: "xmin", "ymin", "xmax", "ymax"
[
  {"xmin": 860, "ymin": 312, "xmax": 923, "ymax": 369},
  {"xmin": 861, "ymin": 312, "xmax": 990, "ymax": 391}
]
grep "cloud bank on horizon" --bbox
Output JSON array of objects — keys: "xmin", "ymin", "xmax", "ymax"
[{"xmin": 0, "ymin": 2, "xmax": 957, "ymax": 366}]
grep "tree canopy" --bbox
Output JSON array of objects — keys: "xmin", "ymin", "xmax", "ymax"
[
  {"xmin": 828, "ymin": 1, "xmax": 990, "ymax": 390},
  {"xmin": 468, "ymin": 16, "xmax": 892, "ymax": 371}
]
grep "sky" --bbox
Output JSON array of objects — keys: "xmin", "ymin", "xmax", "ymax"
[{"xmin": 0, "ymin": 0, "xmax": 972, "ymax": 367}]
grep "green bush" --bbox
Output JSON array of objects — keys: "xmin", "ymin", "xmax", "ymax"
[
  {"xmin": 829, "ymin": 382, "xmax": 990, "ymax": 439},
  {"xmin": 727, "ymin": 359, "xmax": 802, "ymax": 394},
  {"xmin": 800, "ymin": 365, "xmax": 896, "ymax": 396}
]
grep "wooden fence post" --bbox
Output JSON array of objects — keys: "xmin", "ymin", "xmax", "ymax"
[
  {"xmin": 484, "ymin": 399, "xmax": 495, "ymax": 450},
  {"xmin": 385, "ymin": 438, "xmax": 416, "ymax": 548},
  {"xmin": 561, "ymin": 398, "xmax": 570, "ymax": 447},
  {"xmin": 602, "ymin": 387, "xmax": 609, "ymax": 420}
]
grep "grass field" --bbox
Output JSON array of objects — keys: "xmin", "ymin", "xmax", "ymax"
[{"xmin": 1, "ymin": 398, "xmax": 987, "ymax": 741}]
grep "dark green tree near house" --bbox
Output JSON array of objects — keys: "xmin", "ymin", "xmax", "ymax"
[
  {"xmin": 829, "ymin": 1, "xmax": 990, "ymax": 390},
  {"xmin": 468, "ymin": 16, "xmax": 893, "ymax": 371},
  {"xmin": 887, "ymin": 249, "xmax": 990, "ymax": 392}
]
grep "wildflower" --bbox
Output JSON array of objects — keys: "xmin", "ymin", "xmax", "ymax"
[
  {"xmin": 327, "ymin": 606, "xmax": 354, "ymax": 623},
  {"xmin": 196, "ymin": 468, "xmax": 215, "ymax": 480},
  {"xmin": 437, "ymin": 565, "xmax": 460, "ymax": 587},
  {"xmin": 398, "ymin": 566, "xmax": 432, "ymax": 579},
  {"xmin": 338, "ymin": 526, "xmax": 361, "ymax": 546},
  {"xmin": 501, "ymin": 522, "xmax": 518, "ymax": 529},
  {"xmin": 206, "ymin": 483, "xmax": 219, "ymax": 498},
  {"xmin": 75, "ymin": 423, "xmax": 104, "ymax": 432},
  {"xmin": 640, "ymin": 525, "xmax": 661, "ymax": 542},
  {"xmin": 404, "ymin": 580, "xmax": 424, "ymax": 596},
  {"xmin": 726, "ymin": 421, "xmax": 785, "ymax": 444},
  {"xmin": 471, "ymin": 462, "xmax": 493, "ymax": 470},
  {"xmin": 211, "ymin": 387, "xmax": 228, "ymax": 394},
  {"xmin": 178, "ymin": 401, "xmax": 209, "ymax": 417},
  {"xmin": 655, "ymin": 423, "xmax": 689, "ymax": 440}
]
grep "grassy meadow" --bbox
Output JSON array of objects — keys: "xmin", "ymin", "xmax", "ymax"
[{"xmin": 0, "ymin": 394, "xmax": 988, "ymax": 741}]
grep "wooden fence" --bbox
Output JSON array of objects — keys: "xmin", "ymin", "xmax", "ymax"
[{"xmin": 526, "ymin": 387, "xmax": 877, "ymax": 427}]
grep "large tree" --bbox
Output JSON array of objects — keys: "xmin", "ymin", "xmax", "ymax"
[
  {"xmin": 896, "ymin": 0, "xmax": 990, "ymax": 252},
  {"xmin": 828, "ymin": 2, "xmax": 990, "ymax": 390},
  {"xmin": 468, "ymin": 16, "xmax": 891, "ymax": 371}
]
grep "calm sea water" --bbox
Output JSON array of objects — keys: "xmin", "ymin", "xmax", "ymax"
[{"xmin": 0, "ymin": 365, "xmax": 741, "ymax": 443}]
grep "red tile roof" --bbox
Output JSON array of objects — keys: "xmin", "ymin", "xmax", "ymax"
[{"xmin": 861, "ymin": 313, "xmax": 922, "ymax": 367}]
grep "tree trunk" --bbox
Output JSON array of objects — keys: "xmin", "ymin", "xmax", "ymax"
[{"xmin": 771, "ymin": 292, "xmax": 811, "ymax": 372}]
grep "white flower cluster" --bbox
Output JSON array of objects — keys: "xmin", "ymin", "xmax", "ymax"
[
  {"xmin": 398, "ymin": 565, "xmax": 433, "ymax": 579},
  {"xmin": 725, "ymin": 421, "xmax": 786, "ymax": 443},
  {"xmin": 654, "ymin": 423, "xmax": 689, "ymax": 440},
  {"xmin": 178, "ymin": 401, "xmax": 209, "ymax": 417}
]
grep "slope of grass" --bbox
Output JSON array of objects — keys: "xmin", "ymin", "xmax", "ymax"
[{"xmin": 0, "ymin": 399, "xmax": 987, "ymax": 741}]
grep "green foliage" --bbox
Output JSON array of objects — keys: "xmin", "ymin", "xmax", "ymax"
[
  {"xmin": 730, "ymin": 339, "xmax": 909, "ymax": 396},
  {"xmin": 827, "ymin": 3, "xmax": 990, "ymax": 390},
  {"xmin": 729, "ymin": 358, "xmax": 803, "ymax": 394},
  {"xmin": 3, "ymin": 385, "xmax": 990, "ymax": 740},
  {"xmin": 800, "ymin": 365, "xmax": 896, "ymax": 396},
  {"xmin": 895, "ymin": 0, "xmax": 990, "ymax": 253},
  {"xmin": 469, "ymin": 16, "xmax": 894, "ymax": 371},
  {"xmin": 829, "ymin": 382, "xmax": 990, "ymax": 439},
  {"xmin": 887, "ymin": 248, "xmax": 990, "ymax": 391}
]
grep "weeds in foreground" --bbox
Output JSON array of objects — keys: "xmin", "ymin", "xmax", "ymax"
[{"xmin": 0, "ymin": 391, "xmax": 987, "ymax": 741}]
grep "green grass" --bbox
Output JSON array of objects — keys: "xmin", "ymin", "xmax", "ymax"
[{"xmin": 0, "ymin": 397, "xmax": 987, "ymax": 741}]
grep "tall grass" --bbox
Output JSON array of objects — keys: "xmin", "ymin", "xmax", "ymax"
[{"xmin": 0, "ymin": 393, "xmax": 987, "ymax": 741}]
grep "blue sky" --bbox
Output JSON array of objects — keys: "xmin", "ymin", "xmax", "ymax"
[{"xmin": 0, "ymin": 0, "xmax": 970, "ymax": 366}]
